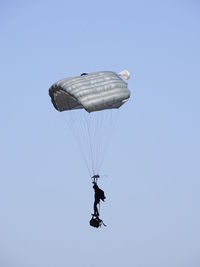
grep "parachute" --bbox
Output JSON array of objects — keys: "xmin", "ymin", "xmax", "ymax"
[{"xmin": 49, "ymin": 70, "xmax": 130, "ymax": 176}]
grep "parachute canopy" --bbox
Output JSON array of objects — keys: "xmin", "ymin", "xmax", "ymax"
[{"xmin": 49, "ymin": 71, "xmax": 130, "ymax": 113}]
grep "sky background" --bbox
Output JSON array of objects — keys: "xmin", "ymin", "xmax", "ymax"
[{"xmin": 0, "ymin": 1, "xmax": 200, "ymax": 266}]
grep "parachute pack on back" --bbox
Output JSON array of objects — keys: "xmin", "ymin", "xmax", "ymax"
[{"xmin": 98, "ymin": 188, "xmax": 106, "ymax": 201}]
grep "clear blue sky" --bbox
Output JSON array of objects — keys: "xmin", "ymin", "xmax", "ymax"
[{"xmin": 0, "ymin": 1, "xmax": 200, "ymax": 266}]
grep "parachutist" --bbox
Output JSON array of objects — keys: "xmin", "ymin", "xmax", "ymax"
[
  {"xmin": 89, "ymin": 178, "xmax": 106, "ymax": 228},
  {"xmin": 49, "ymin": 70, "xmax": 130, "ymax": 229},
  {"xmin": 93, "ymin": 181, "xmax": 105, "ymax": 217}
]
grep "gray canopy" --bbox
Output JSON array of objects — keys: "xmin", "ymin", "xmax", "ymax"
[{"xmin": 49, "ymin": 71, "xmax": 130, "ymax": 113}]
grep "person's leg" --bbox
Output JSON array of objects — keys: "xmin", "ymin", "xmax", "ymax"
[{"xmin": 94, "ymin": 200, "xmax": 99, "ymax": 216}]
